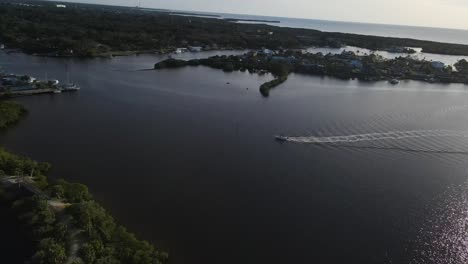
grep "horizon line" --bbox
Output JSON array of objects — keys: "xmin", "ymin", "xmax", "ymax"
[{"xmin": 47, "ymin": 0, "xmax": 468, "ymax": 31}]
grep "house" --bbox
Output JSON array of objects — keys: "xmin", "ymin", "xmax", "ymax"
[
  {"xmin": 188, "ymin": 46, "xmax": 202, "ymax": 52},
  {"xmin": 271, "ymin": 56, "xmax": 287, "ymax": 62},
  {"xmin": 56, "ymin": 4, "xmax": 66, "ymax": 8},
  {"xmin": 431, "ymin": 61, "xmax": 445, "ymax": 70},
  {"xmin": 350, "ymin": 59, "xmax": 363, "ymax": 69},
  {"xmin": 260, "ymin": 48, "xmax": 274, "ymax": 55},
  {"xmin": 0, "ymin": 44, "xmax": 4, "ymax": 49},
  {"xmin": 341, "ymin": 51, "xmax": 356, "ymax": 59},
  {"xmin": 27, "ymin": 76, "xmax": 36, "ymax": 83},
  {"xmin": 174, "ymin": 48, "xmax": 188, "ymax": 54}
]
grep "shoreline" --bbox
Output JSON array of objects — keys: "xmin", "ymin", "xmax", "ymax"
[
  {"xmin": 0, "ymin": 99, "xmax": 169, "ymax": 264},
  {"xmin": 154, "ymin": 51, "xmax": 468, "ymax": 96}
]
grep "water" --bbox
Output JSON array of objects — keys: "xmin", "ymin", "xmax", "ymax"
[
  {"xmin": 170, "ymin": 11, "xmax": 468, "ymax": 45},
  {"xmin": 0, "ymin": 198, "xmax": 34, "ymax": 263},
  {"xmin": 306, "ymin": 46, "xmax": 468, "ymax": 66},
  {"xmin": 1, "ymin": 50, "xmax": 468, "ymax": 264}
]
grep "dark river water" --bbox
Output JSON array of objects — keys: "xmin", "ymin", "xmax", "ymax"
[{"xmin": 1, "ymin": 50, "xmax": 467, "ymax": 264}]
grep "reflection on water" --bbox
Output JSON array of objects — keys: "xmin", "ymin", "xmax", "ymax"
[{"xmin": 411, "ymin": 181, "xmax": 468, "ymax": 264}]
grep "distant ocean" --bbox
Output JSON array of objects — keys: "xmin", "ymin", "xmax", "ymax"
[{"xmin": 171, "ymin": 10, "xmax": 468, "ymax": 45}]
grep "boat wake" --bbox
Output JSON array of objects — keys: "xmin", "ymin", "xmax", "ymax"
[{"xmin": 276, "ymin": 129, "xmax": 468, "ymax": 144}]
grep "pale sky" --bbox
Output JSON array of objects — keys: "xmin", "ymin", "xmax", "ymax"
[{"xmin": 57, "ymin": 0, "xmax": 468, "ymax": 30}]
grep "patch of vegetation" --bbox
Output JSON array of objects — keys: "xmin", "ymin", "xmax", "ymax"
[
  {"xmin": 0, "ymin": 101, "xmax": 27, "ymax": 129},
  {"xmin": 260, "ymin": 75, "xmax": 288, "ymax": 97},
  {"xmin": 0, "ymin": 147, "xmax": 168, "ymax": 264},
  {"xmin": 154, "ymin": 58, "xmax": 189, "ymax": 69},
  {"xmin": 0, "ymin": 147, "xmax": 50, "ymax": 181}
]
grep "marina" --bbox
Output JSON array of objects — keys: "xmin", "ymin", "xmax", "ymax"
[{"xmin": 0, "ymin": 73, "xmax": 80, "ymax": 97}]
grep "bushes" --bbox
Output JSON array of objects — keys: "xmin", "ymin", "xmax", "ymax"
[
  {"xmin": 0, "ymin": 147, "xmax": 50, "ymax": 181},
  {"xmin": 50, "ymin": 180, "xmax": 92, "ymax": 203},
  {"xmin": 154, "ymin": 59, "xmax": 188, "ymax": 69},
  {"xmin": 68, "ymin": 201, "xmax": 168, "ymax": 264},
  {"xmin": 0, "ymin": 101, "xmax": 27, "ymax": 129},
  {"xmin": 32, "ymin": 238, "xmax": 67, "ymax": 264},
  {"xmin": 260, "ymin": 75, "xmax": 289, "ymax": 97}
]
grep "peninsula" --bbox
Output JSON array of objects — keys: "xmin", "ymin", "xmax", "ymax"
[{"xmin": 154, "ymin": 50, "xmax": 468, "ymax": 96}]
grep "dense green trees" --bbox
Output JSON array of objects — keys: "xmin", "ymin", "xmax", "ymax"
[
  {"xmin": 0, "ymin": 101, "xmax": 27, "ymax": 129},
  {"xmin": 53, "ymin": 180, "xmax": 92, "ymax": 203},
  {"xmin": 2, "ymin": 1, "xmax": 468, "ymax": 56},
  {"xmin": 0, "ymin": 147, "xmax": 50, "ymax": 178},
  {"xmin": 68, "ymin": 200, "xmax": 168, "ymax": 264},
  {"xmin": 32, "ymin": 238, "xmax": 67, "ymax": 264},
  {"xmin": 0, "ymin": 138, "xmax": 168, "ymax": 264},
  {"xmin": 455, "ymin": 59, "xmax": 468, "ymax": 73},
  {"xmin": 260, "ymin": 75, "xmax": 289, "ymax": 97}
]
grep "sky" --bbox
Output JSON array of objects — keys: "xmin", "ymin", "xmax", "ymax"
[{"xmin": 56, "ymin": 0, "xmax": 468, "ymax": 30}]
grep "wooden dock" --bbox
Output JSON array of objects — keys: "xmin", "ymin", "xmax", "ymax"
[{"xmin": 1, "ymin": 87, "xmax": 79, "ymax": 97}]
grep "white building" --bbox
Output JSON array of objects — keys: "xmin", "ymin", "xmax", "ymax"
[
  {"xmin": 0, "ymin": 44, "xmax": 4, "ymax": 49},
  {"xmin": 261, "ymin": 48, "xmax": 274, "ymax": 55},
  {"xmin": 175, "ymin": 48, "xmax": 188, "ymax": 54},
  {"xmin": 56, "ymin": 4, "xmax": 66, "ymax": 8}
]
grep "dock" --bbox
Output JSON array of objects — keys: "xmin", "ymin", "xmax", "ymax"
[{"xmin": 0, "ymin": 84, "xmax": 80, "ymax": 97}]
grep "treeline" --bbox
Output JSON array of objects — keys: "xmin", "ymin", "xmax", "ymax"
[{"xmin": 2, "ymin": 1, "xmax": 468, "ymax": 56}]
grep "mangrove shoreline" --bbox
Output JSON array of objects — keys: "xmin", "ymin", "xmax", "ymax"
[
  {"xmin": 154, "ymin": 50, "xmax": 468, "ymax": 96},
  {"xmin": 0, "ymin": 100, "xmax": 169, "ymax": 264}
]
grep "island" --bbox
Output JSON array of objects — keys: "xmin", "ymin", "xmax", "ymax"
[
  {"xmin": 154, "ymin": 50, "xmax": 468, "ymax": 96},
  {"xmin": 2, "ymin": 0, "xmax": 468, "ymax": 57}
]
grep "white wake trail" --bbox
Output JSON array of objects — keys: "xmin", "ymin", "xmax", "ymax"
[{"xmin": 280, "ymin": 129, "xmax": 468, "ymax": 144}]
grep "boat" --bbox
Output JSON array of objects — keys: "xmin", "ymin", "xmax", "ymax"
[
  {"xmin": 275, "ymin": 135, "xmax": 289, "ymax": 142},
  {"xmin": 389, "ymin": 79, "xmax": 400, "ymax": 85},
  {"xmin": 61, "ymin": 65, "xmax": 81, "ymax": 92},
  {"xmin": 60, "ymin": 82, "xmax": 80, "ymax": 92}
]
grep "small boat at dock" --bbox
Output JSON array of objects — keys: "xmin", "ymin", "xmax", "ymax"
[{"xmin": 60, "ymin": 82, "xmax": 80, "ymax": 92}]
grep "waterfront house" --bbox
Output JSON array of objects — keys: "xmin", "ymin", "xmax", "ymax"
[
  {"xmin": 430, "ymin": 61, "xmax": 445, "ymax": 70},
  {"xmin": 0, "ymin": 44, "xmax": 4, "ymax": 49},
  {"xmin": 188, "ymin": 46, "xmax": 203, "ymax": 52},
  {"xmin": 261, "ymin": 48, "xmax": 274, "ymax": 55},
  {"xmin": 175, "ymin": 48, "xmax": 188, "ymax": 54},
  {"xmin": 350, "ymin": 59, "xmax": 363, "ymax": 69}
]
